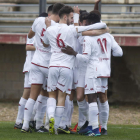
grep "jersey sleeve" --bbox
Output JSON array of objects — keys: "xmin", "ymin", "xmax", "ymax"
[
  {"xmin": 26, "ymin": 35, "xmax": 34, "ymax": 45},
  {"xmin": 76, "ymin": 37, "xmax": 92, "ymax": 64},
  {"xmin": 75, "ymin": 22, "xmax": 107, "ymax": 33},
  {"xmin": 110, "ymin": 35, "xmax": 123, "ymax": 57},
  {"xmin": 31, "ymin": 18, "xmax": 39, "ymax": 32},
  {"xmin": 43, "ymin": 30, "xmax": 50, "ymax": 45}
]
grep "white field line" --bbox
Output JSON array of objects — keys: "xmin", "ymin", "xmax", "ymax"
[{"xmin": 109, "ymin": 127, "xmax": 140, "ymax": 130}]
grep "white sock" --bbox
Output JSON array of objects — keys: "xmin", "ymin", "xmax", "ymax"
[
  {"xmin": 54, "ymin": 106, "xmax": 65, "ymax": 130},
  {"xmin": 100, "ymin": 101, "xmax": 109, "ymax": 130},
  {"xmin": 78, "ymin": 107, "xmax": 86, "ymax": 128},
  {"xmin": 97, "ymin": 98, "xmax": 102, "ymax": 127},
  {"xmin": 16, "ymin": 97, "xmax": 27, "ymax": 124},
  {"xmin": 36, "ymin": 95, "xmax": 48, "ymax": 129},
  {"xmin": 59, "ymin": 96, "xmax": 69, "ymax": 129},
  {"xmin": 47, "ymin": 98, "xmax": 56, "ymax": 119},
  {"xmin": 77, "ymin": 99, "xmax": 89, "ymax": 121},
  {"xmin": 30, "ymin": 95, "xmax": 42, "ymax": 121},
  {"xmin": 89, "ymin": 102, "xmax": 99, "ymax": 130},
  {"xmin": 22, "ymin": 98, "xmax": 35, "ymax": 130}
]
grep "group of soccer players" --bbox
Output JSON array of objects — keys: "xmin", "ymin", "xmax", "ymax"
[{"xmin": 14, "ymin": 0, "xmax": 123, "ymax": 136}]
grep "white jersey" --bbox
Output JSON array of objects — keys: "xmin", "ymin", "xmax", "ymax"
[
  {"xmin": 76, "ymin": 33, "xmax": 123, "ymax": 78},
  {"xmin": 43, "ymin": 24, "xmax": 78, "ymax": 69},
  {"xmin": 43, "ymin": 22, "xmax": 107, "ymax": 69},
  {"xmin": 23, "ymin": 36, "xmax": 35, "ymax": 73},
  {"xmin": 31, "ymin": 17, "xmax": 56, "ymax": 68}
]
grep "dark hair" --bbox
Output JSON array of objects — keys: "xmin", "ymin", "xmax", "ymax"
[
  {"xmin": 86, "ymin": 12, "xmax": 100, "ymax": 24},
  {"xmin": 90, "ymin": 10, "xmax": 101, "ymax": 20},
  {"xmin": 59, "ymin": 6, "xmax": 74, "ymax": 18},
  {"xmin": 47, "ymin": 4, "xmax": 54, "ymax": 13},
  {"xmin": 79, "ymin": 12, "xmax": 89, "ymax": 22},
  {"xmin": 38, "ymin": 12, "xmax": 48, "ymax": 17},
  {"xmin": 52, "ymin": 3, "xmax": 65, "ymax": 15},
  {"xmin": 80, "ymin": 10, "xmax": 87, "ymax": 15}
]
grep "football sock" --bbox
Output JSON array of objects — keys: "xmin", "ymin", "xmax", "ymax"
[
  {"xmin": 78, "ymin": 107, "xmax": 86, "ymax": 127},
  {"xmin": 16, "ymin": 97, "xmax": 27, "ymax": 124},
  {"xmin": 100, "ymin": 101, "xmax": 109, "ymax": 130},
  {"xmin": 47, "ymin": 98, "xmax": 56, "ymax": 119},
  {"xmin": 89, "ymin": 102, "xmax": 99, "ymax": 130},
  {"xmin": 77, "ymin": 99, "xmax": 89, "ymax": 121},
  {"xmin": 59, "ymin": 96, "xmax": 69, "ymax": 129},
  {"xmin": 22, "ymin": 98, "xmax": 35, "ymax": 130},
  {"xmin": 97, "ymin": 98, "xmax": 102, "ymax": 127},
  {"xmin": 36, "ymin": 95, "xmax": 48, "ymax": 129},
  {"xmin": 54, "ymin": 106, "xmax": 65, "ymax": 130}
]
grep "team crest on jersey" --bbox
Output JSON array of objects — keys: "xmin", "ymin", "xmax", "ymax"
[{"xmin": 85, "ymin": 84, "xmax": 87, "ymax": 88}]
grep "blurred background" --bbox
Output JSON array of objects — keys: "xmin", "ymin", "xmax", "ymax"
[{"xmin": 0, "ymin": 0, "xmax": 140, "ymax": 104}]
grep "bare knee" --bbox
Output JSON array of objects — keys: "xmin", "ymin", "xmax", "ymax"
[{"xmin": 99, "ymin": 91, "xmax": 108, "ymax": 103}]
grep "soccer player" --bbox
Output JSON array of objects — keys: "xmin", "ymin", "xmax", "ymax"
[
  {"xmin": 21, "ymin": 3, "xmax": 65, "ymax": 133},
  {"xmin": 43, "ymin": 5, "xmax": 107, "ymax": 135},
  {"xmin": 61, "ymin": 12, "xmax": 123, "ymax": 136}
]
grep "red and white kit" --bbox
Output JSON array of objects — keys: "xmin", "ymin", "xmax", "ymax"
[
  {"xmin": 76, "ymin": 33, "xmax": 123, "ymax": 94},
  {"xmin": 30, "ymin": 17, "xmax": 57, "ymax": 85}
]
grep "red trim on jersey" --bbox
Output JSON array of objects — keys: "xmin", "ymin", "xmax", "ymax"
[
  {"xmin": 82, "ymin": 53, "xmax": 88, "ymax": 55},
  {"xmin": 58, "ymin": 82, "xmax": 65, "ymax": 87},
  {"xmin": 31, "ymin": 62, "xmax": 49, "ymax": 69},
  {"xmin": 26, "ymin": 44, "xmax": 33, "ymax": 46},
  {"xmin": 97, "ymin": 76, "xmax": 110, "ymax": 78},
  {"xmin": 31, "ymin": 83, "xmax": 43, "ymax": 85},
  {"xmin": 23, "ymin": 71, "xmax": 28, "ymax": 74},
  {"xmin": 49, "ymin": 66, "xmax": 70, "ymax": 69},
  {"xmin": 24, "ymin": 87, "xmax": 31, "ymax": 89}
]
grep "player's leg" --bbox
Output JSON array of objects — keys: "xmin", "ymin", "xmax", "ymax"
[
  {"xmin": 98, "ymin": 78, "xmax": 109, "ymax": 135},
  {"xmin": 21, "ymin": 64, "xmax": 44, "ymax": 133},
  {"xmin": 55, "ymin": 68, "xmax": 73, "ymax": 134},
  {"xmin": 14, "ymin": 72, "xmax": 30, "ymax": 129}
]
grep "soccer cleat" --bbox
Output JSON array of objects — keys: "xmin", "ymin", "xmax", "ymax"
[
  {"xmin": 92, "ymin": 128, "xmax": 101, "ymax": 136},
  {"xmin": 78, "ymin": 127, "xmax": 92, "ymax": 135},
  {"xmin": 14, "ymin": 123, "xmax": 23, "ymax": 129},
  {"xmin": 21, "ymin": 128, "xmax": 32, "ymax": 133},
  {"xmin": 69, "ymin": 123, "xmax": 78, "ymax": 133},
  {"xmin": 79, "ymin": 121, "xmax": 89, "ymax": 131},
  {"xmin": 58, "ymin": 126, "xmax": 71, "ymax": 134},
  {"xmin": 101, "ymin": 128, "xmax": 107, "ymax": 135},
  {"xmin": 99, "ymin": 125, "xmax": 102, "ymax": 133},
  {"xmin": 29, "ymin": 121, "xmax": 36, "ymax": 129},
  {"xmin": 35, "ymin": 126, "xmax": 48, "ymax": 133},
  {"xmin": 49, "ymin": 117, "xmax": 55, "ymax": 134}
]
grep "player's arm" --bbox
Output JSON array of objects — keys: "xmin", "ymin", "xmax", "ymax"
[
  {"xmin": 111, "ymin": 35, "xmax": 123, "ymax": 57},
  {"xmin": 26, "ymin": 44, "xmax": 35, "ymax": 51},
  {"xmin": 82, "ymin": 27, "xmax": 109, "ymax": 36},
  {"xmin": 73, "ymin": 6, "xmax": 80, "ymax": 26},
  {"xmin": 42, "ymin": 30, "xmax": 50, "ymax": 47},
  {"xmin": 94, "ymin": 0, "xmax": 101, "ymax": 11},
  {"xmin": 28, "ymin": 29, "xmax": 35, "ymax": 39}
]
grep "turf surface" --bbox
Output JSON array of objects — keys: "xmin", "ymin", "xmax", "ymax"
[{"xmin": 0, "ymin": 122, "xmax": 140, "ymax": 140}]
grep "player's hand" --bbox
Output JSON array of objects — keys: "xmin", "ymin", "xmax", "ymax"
[
  {"xmin": 61, "ymin": 46, "xmax": 77, "ymax": 56},
  {"xmin": 106, "ymin": 27, "xmax": 110, "ymax": 33},
  {"xmin": 73, "ymin": 6, "xmax": 80, "ymax": 14},
  {"xmin": 45, "ymin": 17, "xmax": 51, "ymax": 28},
  {"xmin": 95, "ymin": 0, "xmax": 101, "ymax": 3}
]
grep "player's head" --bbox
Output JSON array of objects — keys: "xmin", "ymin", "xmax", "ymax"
[
  {"xmin": 90, "ymin": 10, "xmax": 101, "ymax": 20},
  {"xmin": 79, "ymin": 12, "xmax": 89, "ymax": 26},
  {"xmin": 59, "ymin": 6, "xmax": 74, "ymax": 25},
  {"xmin": 47, "ymin": 4, "xmax": 54, "ymax": 16},
  {"xmin": 38, "ymin": 12, "xmax": 48, "ymax": 17},
  {"xmin": 86, "ymin": 12, "xmax": 100, "ymax": 25},
  {"xmin": 80, "ymin": 10, "xmax": 87, "ymax": 15},
  {"xmin": 52, "ymin": 3, "xmax": 65, "ymax": 15}
]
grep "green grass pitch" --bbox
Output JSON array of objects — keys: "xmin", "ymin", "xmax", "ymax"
[{"xmin": 0, "ymin": 122, "xmax": 140, "ymax": 140}]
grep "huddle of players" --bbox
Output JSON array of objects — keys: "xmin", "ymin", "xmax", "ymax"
[{"xmin": 14, "ymin": 1, "xmax": 123, "ymax": 136}]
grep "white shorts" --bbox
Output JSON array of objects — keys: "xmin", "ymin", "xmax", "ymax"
[
  {"xmin": 85, "ymin": 78, "xmax": 108, "ymax": 94},
  {"xmin": 47, "ymin": 67, "xmax": 73, "ymax": 94},
  {"xmin": 42, "ymin": 78, "xmax": 47, "ymax": 90},
  {"xmin": 29, "ymin": 63, "xmax": 49, "ymax": 85},
  {"xmin": 72, "ymin": 68, "xmax": 78, "ymax": 90},
  {"xmin": 24, "ymin": 72, "xmax": 31, "ymax": 88}
]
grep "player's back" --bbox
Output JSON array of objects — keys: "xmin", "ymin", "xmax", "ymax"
[{"xmin": 47, "ymin": 23, "xmax": 77, "ymax": 69}]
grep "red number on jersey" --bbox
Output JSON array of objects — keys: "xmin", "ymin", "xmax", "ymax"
[
  {"xmin": 97, "ymin": 38, "xmax": 107, "ymax": 53},
  {"xmin": 57, "ymin": 34, "xmax": 65, "ymax": 48},
  {"xmin": 40, "ymin": 28, "xmax": 46, "ymax": 43}
]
